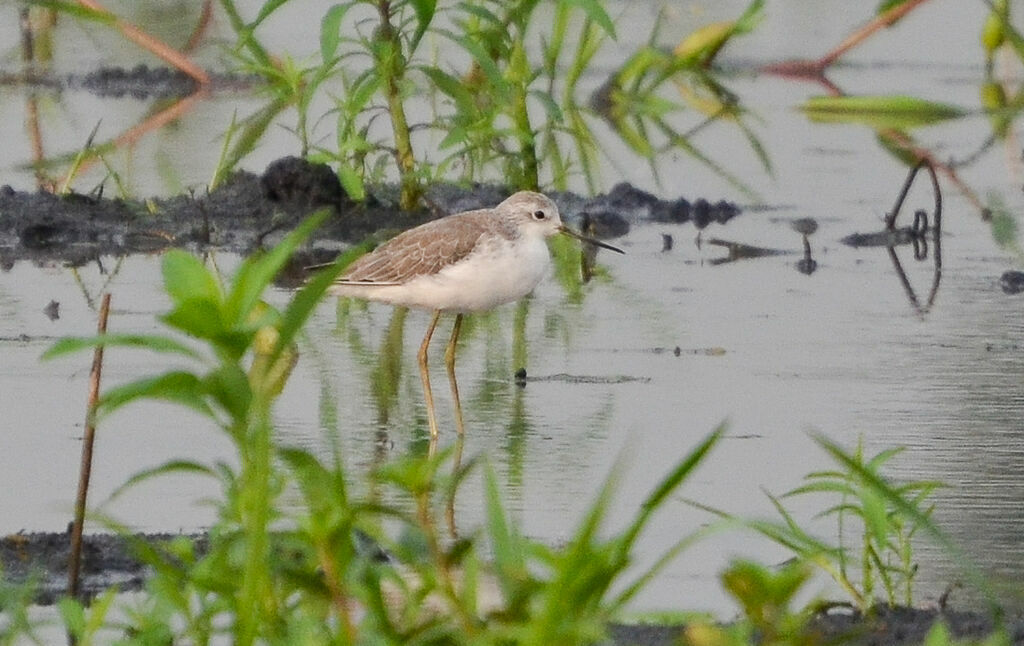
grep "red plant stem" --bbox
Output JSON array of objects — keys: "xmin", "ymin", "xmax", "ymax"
[
  {"xmin": 817, "ymin": 0, "xmax": 933, "ymax": 69},
  {"xmin": 53, "ymin": 90, "xmax": 205, "ymax": 189},
  {"xmin": 75, "ymin": 0, "xmax": 210, "ymax": 84},
  {"xmin": 762, "ymin": 0, "xmax": 934, "ymax": 80},
  {"xmin": 67, "ymin": 292, "xmax": 112, "ymax": 601},
  {"xmin": 184, "ymin": 0, "xmax": 214, "ymax": 55}
]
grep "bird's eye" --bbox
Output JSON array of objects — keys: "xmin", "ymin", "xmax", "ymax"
[{"xmin": 533, "ymin": 210, "xmax": 546, "ymax": 220}]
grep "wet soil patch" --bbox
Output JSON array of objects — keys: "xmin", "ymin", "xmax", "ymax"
[
  {"xmin": 0, "ymin": 64, "xmax": 259, "ymax": 99},
  {"xmin": 0, "ymin": 531, "xmax": 206, "ymax": 606},
  {"xmin": 607, "ymin": 606, "xmax": 1024, "ymax": 646},
  {"xmin": 2, "ymin": 532, "xmax": 1021, "ymax": 645},
  {"xmin": 0, "ymin": 156, "xmax": 741, "ymax": 271}
]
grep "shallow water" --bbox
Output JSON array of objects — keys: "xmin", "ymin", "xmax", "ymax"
[{"xmin": 3, "ymin": 0, "xmax": 1024, "ymax": 618}]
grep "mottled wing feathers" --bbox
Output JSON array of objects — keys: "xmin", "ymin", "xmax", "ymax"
[{"xmin": 337, "ymin": 210, "xmax": 514, "ymax": 286}]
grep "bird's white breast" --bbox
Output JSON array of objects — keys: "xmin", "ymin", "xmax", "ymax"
[{"xmin": 361, "ymin": 234, "xmax": 551, "ymax": 313}]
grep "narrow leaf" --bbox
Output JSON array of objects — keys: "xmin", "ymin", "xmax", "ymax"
[
  {"xmin": 251, "ymin": 0, "xmax": 290, "ymax": 27},
  {"xmin": 320, "ymin": 4, "xmax": 350, "ymax": 60},
  {"xmin": 801, "ymin": 95, "xmax": 967, "ymax": 129},
  {"xmin": 620, "ymin": 424, "xmax": 723, "ymax": 551},
  {"xmin": 22, "ymin": 0, "xmax": 115, "ymax": 24},
  {"xmin": 409, "ymin": 0, "xmax": 437, "ymax": 51},
  {"xmin": 484, "ymin": 463, "xmax": 525, "ymax": 581},
  {"xmin": 267, "ymin": 253, "xmax": 350, "ymax": 369},
  {"xmin": 42, "ymin": 334, "xmax": 201, "ymax": 361},
  {"xmin": 560, "ymin": 0, "xmax": 616, "ymax": 38},
  {"xmin": 162, "ymin": 250, "xmax": 222, "ymax": 307},
  {"xmin": 225, "ymin": 209, "xmax": 331, "ymax": 324},
  {"xmin": 97, "ymin": 372, "xmax": 213, "ymax": 419},
  {"xmin": 814, "ymin": 434, "xmax": 1000, "ymax": 615},
  {"xmin": 108, "ymin": 459, "xmax": 221, "ymax": 501}
]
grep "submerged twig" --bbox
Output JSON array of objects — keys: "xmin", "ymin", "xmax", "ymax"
[
  {"xmin": 885, "ymin": 158, "xmax": 942, "ymax": 232},
  {"xmin": 885, "ymin": 160, "xmax": 943, "ymax": 314},
  {"xmin": 19, "ymin": 7, "xmax": 33, "ymax": 62},
  {"xmin": 67, "ymin": 292, "xmax": 112, "ymax": 601}
]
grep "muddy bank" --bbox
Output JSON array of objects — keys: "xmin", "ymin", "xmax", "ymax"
[
  {"xmin": 0, "ymin": 157, "xmax": 740, "ymax": 270},
  {"xmin": 606, "ymin": 606, "xmax": 1024, "ymax": 646},
  {"xmin": 0, "ymin": 64, "xmax": 258, "ymax": 99},
  {"xmin": 2, "ymin": 531, "xmax": 1021, "ymax": 645},
  {"xmin": 0, "ymin": 530, "xmax": 207, "ymax": 606}
]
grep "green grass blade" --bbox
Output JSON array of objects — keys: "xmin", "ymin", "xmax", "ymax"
[
  {"xmin": 162, "ymin": 250, "xmax": 223, "ymax": 307},
  {"xmin": 220, "ymin": 99, "xmax": 290, "ymax": 180},
  {"xmin": 619, "ymin": 425, "xmax": 724, "ymax": 552},
  {"xmin": 22, "ymin": 0, "xmax": 115, "ymax": 24},
  {"xmin": 225, "ymin": 209, "xmax": 331, "ymax": 324},
  {"xmin": 266, "ymin": 252, "xmax": 348, "ymax": 370},
  {"xmin": 251, "ymin": 0, "xmax": 290, "ymax": 28},
  {"xmin": 97, "ymin": 371, "xmax": 213, "ymax": 419},
  {"xmin": 409, "ymin": 0, "xmax": 437, "ymax": 51},
  {"xmin": 610, "ymin": 522, "xmax": 723, "ymax": 611},
  {"xmin": 559, "ymin": 0, "xmax": 616, "ymax": 38},
  {"xmin": 108, "ymin": 459, "xmax": 222, "ymax": 502},
  {"xmin": 42, "ymin": 334, "xmax": 202, "ymax": 361},
  {"xmin": 801, "ymin": 95, "xmax": 967, "ymax": 129},
  {"xmin": 484, "ymin": 463, "xmax": 526, "ymax": 583},
  {"xmin": 320, "ymin": 3, "xmax": 351, "ymax": 60}
]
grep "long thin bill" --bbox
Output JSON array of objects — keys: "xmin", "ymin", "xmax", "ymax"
[{"xmin": 558, "ymin": 225, "xmax": 626, "ymax": 254}]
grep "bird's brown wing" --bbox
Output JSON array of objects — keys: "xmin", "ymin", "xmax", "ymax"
[{"xmin": 338, "ymin": 211, "xmax": 509, "ymax": 285}]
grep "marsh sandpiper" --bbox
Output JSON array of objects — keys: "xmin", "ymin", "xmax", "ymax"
[{"xmin": 330, "ymin": 191, "xmax": 624, "ymax": 438}]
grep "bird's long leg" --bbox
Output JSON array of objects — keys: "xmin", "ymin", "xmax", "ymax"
[
  {"xmin": 446, "ymin": 432, "xmax": 465, "ymax": 538},
  {"xmin": 444, "ymin": 313, "xmax": 465, "ymax": 435},
  {"xmin": 419, "ymin": 310, "xmax": 442, "ymax": 439}
]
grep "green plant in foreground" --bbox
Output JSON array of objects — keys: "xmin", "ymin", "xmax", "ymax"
[
  {"xmin": 0, "ymin": 572, "xmax": 42, "ymax": 646},
  {"xmin": 683, "ymin": 561, "xmax": 1011, "ymax": 646},
  {"xmin": 44, "ymin": 209, "xmax": 347, "ymax": 645},
  {"xmin": 692, "ymin": 437, "xmax": 949, "ymax": 613},
  {"xmin": 682, "ymin": 559, "xmax": 814, "ymax": 646},
  {"xmin": 921, "ymin": 620, "xmax": 1011, "ymax": 646},
  {"xmin": 40, "ymin": 208, "xmax": 723, "ymax": 643}
]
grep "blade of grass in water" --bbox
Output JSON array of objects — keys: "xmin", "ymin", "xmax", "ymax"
[{"xmin": 801, "ymin": 95, "xmax": 967, "ymax": 129}]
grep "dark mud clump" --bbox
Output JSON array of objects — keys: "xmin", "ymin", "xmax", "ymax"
[
  {"xmin": 1000, "ymin": 270, "xmax": 1024, "ymax": 295},
  {"xmin": 607, "ymin": 606, "xmax": 1024, "ymax": 646},
  {"xmin": 0, "ymin": 157, "xmax": 743, "ymax": 269},
  {"xmin": 0, "ymin": 64, "xmax": 261, "ymax": 100}
]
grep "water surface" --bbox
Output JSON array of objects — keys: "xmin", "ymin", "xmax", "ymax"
[{"xmin": 2, "ymin": 0, "xmax": 1023, "ymax": 617}]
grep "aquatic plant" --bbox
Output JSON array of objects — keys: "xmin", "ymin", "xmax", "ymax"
[
  {"xmin": 781, "ymin": 441, "xmax": 942, "ymax": 609},
  {"xmin": 687, "ymin": 436, "xmax": 986, "ymax": 614},
  {"xmin": 314, "ymin": 0, "xmax": 619, "ymax": 201}
]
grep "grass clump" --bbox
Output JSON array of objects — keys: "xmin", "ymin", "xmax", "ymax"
[
  {"xmin": 208, "ymin": 0, "xmax": 764, "ymax": 205},
  {"xmin": 687, "ymin": 437, "xmax": 992, "ymax": 616}
]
